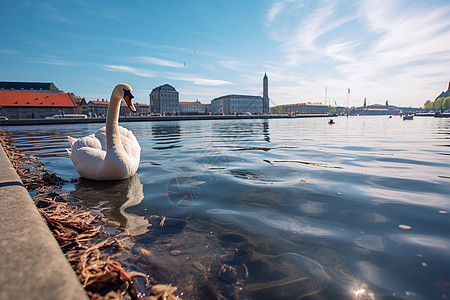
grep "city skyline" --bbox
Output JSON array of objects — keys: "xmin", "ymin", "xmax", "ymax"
[{"xmin": 1, "ymin": 0, "xmax": 450, "ymax": 108}]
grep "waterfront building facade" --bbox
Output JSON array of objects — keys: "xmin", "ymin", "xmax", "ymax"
[
  {"xmin": 350, "ymin": 104, "xmax": 422, "ymax": 115},
  {"xmin": 133, "ymin": 103, "xmax": 150, "ymax": 115},
  {"xmin": 280, "ymin": 103, "xmax": 329, "ymax": 114},
  {"xmin": 149, "ymin": 84, "xmax": 179, "ymax": 115},
  {"xmin": 0, "ymin": 91, "xmax": 78, "ymax": 119},
  {"xmin": 210, "ymin": 95, "xmax": 263, "ymax": 115},
  {"xmin": 87, "ymin": 100, "xmax": 109, "ymax": 117},
  {"xmin": 0, "ymin": 82, "xmax": 87, "ymax": 119},
  {"xmin": 179, "ymin": 101, "xmax": 210, "ymax": 114},
  {"xmin": 87, "ymin": 100, "xmax": 150, "ymax": 117}
]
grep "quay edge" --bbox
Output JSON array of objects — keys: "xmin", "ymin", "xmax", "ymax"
[{"xmin": 0, "ymin": 144, "xmax": 88, "ymax": 300}]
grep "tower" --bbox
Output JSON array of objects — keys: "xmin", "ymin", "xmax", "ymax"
[{"xmin": 263, "ymin": 72, "xmax": 269, "ymax": 114}]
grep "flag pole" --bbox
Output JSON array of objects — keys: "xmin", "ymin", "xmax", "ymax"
[{"xmin": 347, "ymin": 88, "xmax": 350, "ymax": 117}]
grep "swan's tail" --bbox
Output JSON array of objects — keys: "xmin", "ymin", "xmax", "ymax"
[{"xmin": 67, "ymin": 136, "xmax": 77, "ymax": 156}]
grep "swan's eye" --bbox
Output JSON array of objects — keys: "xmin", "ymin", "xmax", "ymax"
[{"xmin": 123, "ymin": 88, "xmax": 134, "ymax": 99}]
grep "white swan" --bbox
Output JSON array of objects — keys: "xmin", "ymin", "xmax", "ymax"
[{"xmin": 67, "ymin": 83, "xmax": 141, "ymax": 180}]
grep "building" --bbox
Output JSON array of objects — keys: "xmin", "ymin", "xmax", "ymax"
[
  {"xmin": 349, "ymin": 101, "xmax": 422, "ymax": 115},
  {"xmin": 149, "ymin": 84, "xmax": 179, "ymax": 115},
  {"xmin": 436, "ymin": 82, "xmax": 450, "ymax": 100},
  {"xmin": 279, "ymin": 103, "xmax": 329, "ymax": 114},
  {"xmin": 87, "ymin": 100, "xmax": 109, "ymax": 117},
  {"xmin": 87, "ymin": 100, "xmax": 150, "ymax": 117},
  {"xmin": 0, "ymin": 91, "xmax": 78, "ymax": 119},
  {"xmin": 0, "ymin": 82, "xmax": 87, "ymax": 119},
  {"xmin": 179, "ymin": 101, "xmax": 210, "ymax": 114},
  {"xmin": 210, "ymin": 95, "xmax": 263, "ymax": 115},
  {"xmin": 209, "ymin": 73, "xmax": 268, "ymax": 115},
  {"xmin": 0, "ymin": 81, "xmax": 61, "ymax": 91},
  {"xmin": 263, "ymin": 72, "xmax": 269, "ymax": 114},
  {"xmin": 133, "ymin": 103, "xmax": 150, "ymax": 115},
  {"xmin": 69, "ymin": 93, "xmax": 88, "ymax": 115}
]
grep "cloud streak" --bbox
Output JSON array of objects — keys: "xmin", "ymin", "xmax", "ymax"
[
  {"xmin": 167, "ymin": 73, "xmax": 231, "ymax": 86},
  {"xmin": 137, "ymin": 56, "xmax": 185, "ymax": 68},
  {"xmin": 104, "ymin": 65, "xmax": 156, "ymax": 78}
]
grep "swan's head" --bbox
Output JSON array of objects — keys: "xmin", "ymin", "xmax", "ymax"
[{"xmin": 113, "ymin": 83, "xmax": 136, "ymax": 112}]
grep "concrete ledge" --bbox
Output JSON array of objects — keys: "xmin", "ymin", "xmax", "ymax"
[{"xmin": 0, "ymin": 145, "xmax": 88, "ymax": 299}]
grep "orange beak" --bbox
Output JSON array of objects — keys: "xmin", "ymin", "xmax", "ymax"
[{"xmin": 123, "ymin": 89, "xmax": 136, "ymax": 112}]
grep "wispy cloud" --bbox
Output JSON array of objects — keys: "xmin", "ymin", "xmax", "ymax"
[
  {"xmin": 218, "ymin": 60, "xmax": 245, "ymax": 71},
  {"xmin": 104, "ymin": 65, "xmax": 156, "ymax": 78},
  {"xmin": 38, "ymin": 3, "xmax": 72, "ymax": 24},
  {"xmin": 0, "ymin": 49, "xmax": 21, "ymax": 55},
  {"xmin": 265, "ymin": 0, "xmax": 450, "ymax": 106},
  {"xmin": 267, "ymin": 1, "xmax": 288, "ymax": 23},
  {"xmin": 137, "ymin": 56, "xmax": 185, "ymax": 68},
  {"xmin": 167, "ymin": 73, "xmax": 231, "ymax": 86},
  {"xmin": 28, "ymin": 55, "xmax": 71, "ymax": 66}
]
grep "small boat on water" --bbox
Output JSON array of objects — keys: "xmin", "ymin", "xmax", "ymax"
[
  {"xmin": 328, "ymin": 119, "xmax": 335, "ymax": 124},
  {"xmin": 403, "ymin": 115, "xmax": 414, "ymax": 120}
]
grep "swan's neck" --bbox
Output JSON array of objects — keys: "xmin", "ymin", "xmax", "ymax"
[{"xmin": 106, "ymin": 96, "xmax": 122, "ymax": 150}]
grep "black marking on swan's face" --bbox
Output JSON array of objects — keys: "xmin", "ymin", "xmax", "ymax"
[{"xmin": 123, "ymin": 88, "xmax": 134, "ymax": 100}]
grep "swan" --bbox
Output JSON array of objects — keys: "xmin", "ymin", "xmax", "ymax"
[{"xmin": 67, "ymin": 83, "xmax": 141, "ymax": 180}]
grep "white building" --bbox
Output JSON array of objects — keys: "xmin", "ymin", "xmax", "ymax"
[
  {"xmin": 210, "ymin": 73, "xmax": 268, "ymax": 115},
  {"xmin": 179, "ymin": 101, "xmax": 209, "ymax": 114},
  {"xmin": 149, "ymin": 84, "xmax": 179, "ymax": 115},
  {"xmin": 210, "ymin": 95, "xmax": 263, "ymax": 115}
]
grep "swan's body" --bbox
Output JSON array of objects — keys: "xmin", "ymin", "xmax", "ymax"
[{"xmin": 68, "ymin": 84, "xmax": 141, "ymax": 180}]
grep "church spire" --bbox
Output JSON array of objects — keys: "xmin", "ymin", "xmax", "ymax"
[{"xmin": 263, "ymin": 72, "xmax": 269, "ymax": 114}]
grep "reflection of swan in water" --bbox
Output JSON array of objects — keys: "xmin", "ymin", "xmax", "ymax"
[
  {"xmin": 120, "ymin": 174, "xmax": 149, "ymax": 235},
  {"xmin": 69, "ymin": 174, "xmax": 149, "ymax": 235}
]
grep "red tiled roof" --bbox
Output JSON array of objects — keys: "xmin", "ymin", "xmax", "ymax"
[
  {"xmin": 135, "ymin": 103, "xmax": 149, "ymax": 107},
  {"xmin": 179, "ymin": 102, "xmax": 199, "ymax": 105},
  {"xmin": 89, "ymin": 101, "xmax": 109, "ymax": 105},
  {"xmin": 0, "ymin": 91, "xmax": 76, "ymax": 107}
]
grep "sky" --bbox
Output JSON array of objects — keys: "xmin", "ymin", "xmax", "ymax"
[{"xmin": 1, "ymin": 0, "xmax": 450, "ymax": 108}]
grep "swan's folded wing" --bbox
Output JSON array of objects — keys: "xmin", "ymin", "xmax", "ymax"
[
  {"xmin": 94, "ymin": 127, "xmax": 107, "ymax": 150},
  {"xmin": 118, "ymin": 126, "xmax": 141, "ymax": 160},
  {"xmin": 71, "ymin": 146, "xmax": 106, "ymax": 176},
  {"xmin": 71, "ymin": 134, "xmax": 103, "ymax": 152}
]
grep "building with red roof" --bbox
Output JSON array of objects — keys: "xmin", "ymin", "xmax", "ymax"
[{"xmin": 0, "ymin": 82, "xmax": 87, "ymax": 119}]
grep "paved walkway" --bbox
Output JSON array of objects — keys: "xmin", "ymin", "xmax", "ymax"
[{"xmin": 0, "ymin": 145, "xmax": 88, "ymax": 299}]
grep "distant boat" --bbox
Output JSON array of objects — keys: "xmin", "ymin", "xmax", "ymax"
[
  {"xmin": 328, "ymin": 119, "xmax": 335, "ymax": 124},
  {"xmin": 403, "ymin": 115, "xmax": 414, "ymax": 120}
]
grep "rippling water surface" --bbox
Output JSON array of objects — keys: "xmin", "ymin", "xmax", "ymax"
[{"xmin": 3, "ymin": 116, "xmax": 450, "ymax": 299}]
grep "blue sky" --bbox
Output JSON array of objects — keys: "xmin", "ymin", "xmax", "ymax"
[{"xmin": 1, "ymin": 0, "xmax": 450, "ymax": 108}]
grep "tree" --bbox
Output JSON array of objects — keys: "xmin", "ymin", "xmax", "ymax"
[
  {"xmin": 328, "ymin": 105, "xmax": 336, "ymax": 113},
  {"xmin": 270, "ymin": 106, "xmax": 282, "ymax": 114},
  {"xmin": 423, "ymin": 100, "xmax": 432, "ymax": 109},
  {"xmin": 434, "ymin": 98, "xmax": 444, "ymax": 109},
  {"xmin": 443, "ymin": 97, "xmax": 450, "ymax": 110}
]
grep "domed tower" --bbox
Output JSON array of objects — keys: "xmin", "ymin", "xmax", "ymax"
[{"xmin": 263, "ymin": 72, "xmax": 269, "ymax": 114}]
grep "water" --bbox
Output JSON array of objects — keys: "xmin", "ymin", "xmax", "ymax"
[{"xmin": 2, "ymin": 116, "xmax": 450, "ymax": 299}]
